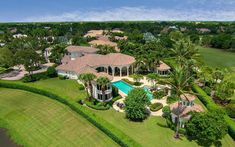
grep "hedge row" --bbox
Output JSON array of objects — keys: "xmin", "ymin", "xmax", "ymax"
[
  {"xmin": 85, "ymin": 100, "xmax": 110, "ymax": 110},
  {"xmin": 192, "ymin": 84, "xmax": 235, "ymax": 140},
  {"xmin": 0, "ymin": 81, "xmax": 140, "ymax": 147}
]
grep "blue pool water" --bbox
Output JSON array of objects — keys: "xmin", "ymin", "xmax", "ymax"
[
  {"xmin": 112, "ymin": 80, "xmax": 153, "ymax": 100},
  {"xmin": 112, "ymin": 80, "xmax": 133, "ymax": 95}
]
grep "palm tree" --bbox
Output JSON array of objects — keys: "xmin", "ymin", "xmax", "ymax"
[
  {"xmin": 78, "ymin": 73, "xmax": 96, "ymax": 101},
  {"xmin": 96, "ymin": 77, "xmax": 111, "ymax": 101},
  {"xmin": 146, "ymin": 73, "xmax": 158, "ymax": 88},
  {"xmin": 171, "ymin": 38, "xmax": 200, "ymax": 68},
  {"xmin": 131, "ymin": 74, "xmax": 144, "ymax": 84},
  {"xmin": 161, "ymin": 66, "xmax": 194, "ymax": 138}
]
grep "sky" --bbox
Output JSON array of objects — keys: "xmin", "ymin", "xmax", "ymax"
[{"xmin": 0, "ymin": 0, "xmax": 235, "ymax": 22}]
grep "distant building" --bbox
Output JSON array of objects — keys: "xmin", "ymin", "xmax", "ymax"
[
  {"xmin": 196, "ymin": 28, "xmax": 211, "ymax": 33},
  {"xmin": 13, "ymin": 34, "xmax": 28, "ymax": 38}
]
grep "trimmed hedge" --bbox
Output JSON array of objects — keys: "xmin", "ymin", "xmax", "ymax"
[
  {"xmin": 192, "ymin": 84, "xmax": 235, "ymax": 140},
  {"xmin": 85, "ymin": 100, "xmax": 110, "ymax": 110},
  {"xmin": 149, "ymin": 103, "xmax": 163, "ymax": 112},
  {"xmin": 0, "ymin": 81, "xmax": 140, "ymax": 147}
]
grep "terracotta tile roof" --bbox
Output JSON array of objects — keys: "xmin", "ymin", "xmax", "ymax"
[
  {"xmin": 89, "ymin": 39, "xmax": 117, "ymax": 47},
  {"xmin": 56, "ymin": 53, "xmax": 135, "ymax": 76},
  {"xmin": 170, "ymin": 102, "xmax": 204, "ymax": 117},
  {"xmin": 84, "ymin": 30, "xmax": 105, "ymax": 37},
  {"xmin": 180, "ymin": 93, "xmax": 197, "ymax": 101},
  {"xmin": 66, "ymin": 46, "xmax": 99, "ymax": 53},
  {"xmin": 156, "ymin": 61, "xmax": 171, "ymax": 71}
]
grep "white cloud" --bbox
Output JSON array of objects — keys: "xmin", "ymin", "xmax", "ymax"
[{"xmin": 23, "ymin": 7, "xmax": 235, "ymax": 22}]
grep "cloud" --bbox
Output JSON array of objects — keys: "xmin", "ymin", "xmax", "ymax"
[{"xmin": 24, "ymin": 7, "xmax": 235, "ymax": 22}]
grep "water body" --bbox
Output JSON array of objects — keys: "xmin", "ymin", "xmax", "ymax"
[{"xmin": 0, "ymin": 128, "xmax": 20, "ymax": 147}]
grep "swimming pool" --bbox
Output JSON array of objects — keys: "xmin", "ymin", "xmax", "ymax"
[
  {"xmin": 112, "ymin": 80, "xmax": 153, "ymax": 100},
  {"xmin": 112, "ymin": 80, "xmax": 133, "ymax": 95}
]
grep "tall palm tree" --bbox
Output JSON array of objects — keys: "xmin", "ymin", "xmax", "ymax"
[
  {"xmin": 171, "ymin": 38, "xmax": 200, "ymax": 68},
  {"xmin": 78, "ymin": 73, "xmax": 96, "ymax": 101},
  {"xmin": 161, "ymin": 66, "xmax": 194, "ymax": 138},
  {"xmin": 96, "ymin": 77, "xmax": 111, "ymax": 101}
]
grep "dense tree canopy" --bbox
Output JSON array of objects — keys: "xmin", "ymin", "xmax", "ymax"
[
  {"xmin": 124, "ymin": 88, "xmax": 150, "ymax": 121},
  {"xmin": 186, "ymin": 111, "xmax": 228, "ymax": 146}
]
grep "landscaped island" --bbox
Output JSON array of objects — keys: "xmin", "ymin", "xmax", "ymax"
[{"xmin": 0, "ymin": 21, "xmax": 235, "ymax": 147}]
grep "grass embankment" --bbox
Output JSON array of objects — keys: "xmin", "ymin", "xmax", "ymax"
[
  {"xmin": 1, "ymin": 78, "xmax": 234, "ymax": 146},
  {"xmin": 0, "ymin": 88, "xmax": 117, "ymax": 147}
]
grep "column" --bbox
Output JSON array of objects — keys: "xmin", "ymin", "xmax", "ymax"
[
  {"xmin": 132, "ymin": 65, "xmax": 134, "ymax": 74},
  {"xmin": 112, "ymin": 67, "xmax": 115, "ymax": 77},
  {"xmin": 127, "ymin": 66, "xmax": 130, "ymax": 76},
  {"xmin": 106, "ymin": 66, "xmax": 108, "ymax": 74},
  {"xmin": 120, "ymin": 67, "xmax": 122, "ymax": 77}
]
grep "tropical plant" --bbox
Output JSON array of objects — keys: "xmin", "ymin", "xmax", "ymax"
[
  {"xmin": 146, "ymin": 73, "xmax": 158, "ymax": 88},
  {"xmin": 96, "ymin": 77, "xmax": 111, "ymax": 101},
  {"xmin": 131, "ymin": 74, "xmax": 143, "ymax": 84},
  {"xmin": 161, "ymin": 66, "xmax": 194, "ymax": 138},
  {"xmin": 78, "ymin": 73, "xmax": 97, "ymax": 101},
  {"xmin": 124, "ymin": 88, "xmax": 150, "ymax": 121}
]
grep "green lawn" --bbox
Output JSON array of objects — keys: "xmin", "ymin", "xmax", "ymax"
[
  {"xmin": 1, "ymin": 78, "xmax": 234, "ymax": 146},
  {"xmin": 0, "ymin": 88, "xmax": 117, "ymax": 147},
  {"xmin": 92, "ymin": 109, "xmax": 234, "ymax": 147},
  {"xmin": 198, "ymin": 46, "xmax": 235, "ymax": 69},
  {"xmin": 10, "ymin": 77, "xmax": 87, "ymax": 102}
]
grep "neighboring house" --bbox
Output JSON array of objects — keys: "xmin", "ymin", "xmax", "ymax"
[
  {"xmin": 89, "ymin": 36, "xmax": 120, "ymax": 52},
  {"xmin": 170, "ymin": 93, "xmax": 204, "ymax": 128},
  {"xmin": 155, "ymin": 61, "xmax": 171, "ymax": 76},
  {"xmin": 65, "ymin": 46, "xmax": 99, "ymax": 60},
  {"xmin": 84, "ymin": 30, "xmax": 105, "ymax": 38},
  {"xmin": 196, "ymin": 28, "xmax": 211, "ymax": 33},
  {"xmin": 13, "ymin": 34, "xmax": 28, "ymax": 38}
]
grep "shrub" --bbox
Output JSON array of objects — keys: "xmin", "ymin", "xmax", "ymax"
[
  {"xmin": 225, "ymin": 104, "xmax": 235, "ymax": 118},
  {"xmin": 149, "ymin": 103, "xmax": 163, "ymax": 112},
  {"xmin": 22, "ymin": 72, "xmax": 49, "ymax": 83},
  {"xmin": 58, "ymin": 75, "xmax": 67, "ymax": 80},
  {"xmin": 0, "ymin": 81, "xmax": 140, "ymax": 147},
  {"xmin": 122, "ymin": 78, "xmax": 134, "ymax": 85},
  {"xmin": 22, "ymin": 75, "xmax": 37, "ymax": 83},
  {"xmin": 192, "ymin": 84, "xmax": 235, "ymax": 140},
  {"xmin": 78, "ymin": 85, "xmax": 85, "ymax": 90},
  {"xmin": 167, "ymin": 94, "xmax": 178, "ymax": 104},
  {"xmin": 162, "ymin": 106, "xmax": 171, "ymax": 117},
  {"xmin": 85, "ymin": 100, "xmax": 110, "ymax": 110},
  {"xmin": 202, "ymin": 86, "xmax": 211, "ymax": 96},
  {"xmin": 47, "ymin": 66, "xmax": 57, "ymax": 78},
  {"xmin": 153, "ymin": 90, "xmax": 166, "ymax": 99},
  {"xmin": 112, "ymin": 86, "xmax": 119, "ymax": 97}
]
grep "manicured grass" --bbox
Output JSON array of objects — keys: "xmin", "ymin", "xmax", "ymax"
[
  {"xmin": 2, "ymin": 78, "xmax": 234, "ymax": 146},
  {"xmin": 0, "ymin": 88, "xmax": 117, "ymax": 147},
  {"xmin": 92, "ymin": 109, "xmax": 234, "ymax": 147},
  {"xmin": 8, "ymin": 78, "xmax": 87, "ymax": 102},
  {"xmin": 198, "ymin": 46, "xmax": 235, "ymax": 69}
]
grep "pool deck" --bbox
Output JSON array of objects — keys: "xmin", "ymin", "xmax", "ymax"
[{"xmin": 112, "ymin": 75, "xmax": 170, "ymax": 116}]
